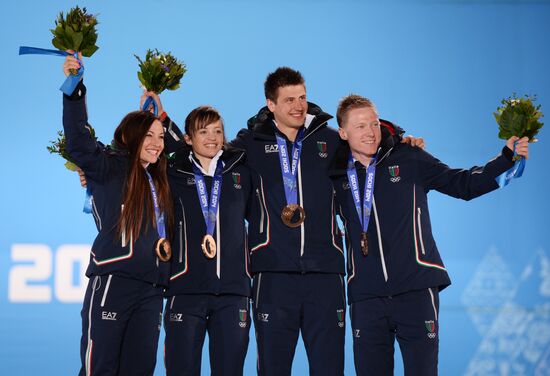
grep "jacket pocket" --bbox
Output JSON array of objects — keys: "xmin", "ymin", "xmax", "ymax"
[
  {"xmin": 417, "ymin": 207, "xmax": 426, "ymax": 255},
  {"xmin": 256, "ymin": 188, "xmax": 265, "ymax": 234},
  {"xmin": 254, "ymin": 273, "xmax": 263, "ymax": 309}
]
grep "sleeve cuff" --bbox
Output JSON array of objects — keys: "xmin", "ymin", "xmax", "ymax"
[
  {"xmin": 64, "ymin": 80, "xmax": 86, "ymax": 101},
  {"xmin": 502, "ymin": 145, "xmax": 514, "ymax": 162}
]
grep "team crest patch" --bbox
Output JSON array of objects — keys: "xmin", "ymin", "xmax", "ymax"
[
  {"xmin": 425, "ymin": 320, "xmax": 437, "ymax": 339},
  {"xmin": 337, "ymin": 309, "xmax": 345, "ymax": 328},
  {"xmin": 232, "ymin": 172, "xmax": 242, "ymax": 189},
  {"xmin": 317, "ymin": 141, "xmax": 328, "ymax": 158},
  {"xmin": 388, "ymin": 165, "xmax": 401, "ymax": 183},
  {"xmin": 238, "ymin": 309, "xmax": 248, "ymax": 328},
  {"xmin": 342, "ymin": 181, "xmax": 350, "ymax": 190},
  {"xmin": 186, "ymin": 177, "xmax": 196, "ymax": 186}
]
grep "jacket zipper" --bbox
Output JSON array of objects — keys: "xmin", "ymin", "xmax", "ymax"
[
  {"xmin": 255, "ymin": 273, "xmax": 263, "ymax": 309},
  {"xmin": 100, "ymin": 274, "xmax": 113, "ymax": 307},
  {"xmin": 91, "ymin": 196, "xmax": 102, "ymax": 231},
  {"xmin": 298, "ymin": 159, "xmax": 305, "ymax": 257},
  {"xmin": 179, "ymin": 198, "xmax": 187, "ymax": 264},
  {"xmin": 256, "ymin": 189, "xmax": 265, "ymax": 234},
  {"xmin": 372, "ymin": 198, "xmax": 389, "ymax": 282},
  {"xmin": 121, "ymin": 204, "xmax": 126, "ymax": 247},
  {"xmin": 178, "ymin": 221, "xmax": 183, "ymax": 263},
  {"xmin": 417, "ymin": 207, "xmax": 426, "ymax": 255}
]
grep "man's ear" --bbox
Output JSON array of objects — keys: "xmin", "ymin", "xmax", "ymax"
[
  {"xmin": 338, "ymin": 127, "xmax": 348, "ymax": 141},
  {"xmin": 266, "ymin": 98, "xmax": 276, "ymax": 113},
  {"xmin": 184, "ymin": 134, "xmax": 192, "ymax": 146}
]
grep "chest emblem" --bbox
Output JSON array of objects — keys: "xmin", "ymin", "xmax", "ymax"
[
  {"xmin": 388, "ymin": 165, "xmax": 401, "ymax": 183},
  {"xmin": 232, "ymin": 172, "xmax": 242, "ymax": 189},
  {"xmin": 186, "ymin": 177, "xmax": 196, "ymax": 186},
  {"xmin": 317, "ymin": 141, "xmax": 328, "ymax": 158}
]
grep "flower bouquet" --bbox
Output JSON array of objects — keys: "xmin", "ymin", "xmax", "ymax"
[
  {"xmin": 135, "ymin": 49, "xmax": 187, "ymax": 94},
  {"xmin": 494, "ymin": 94, "xmax": 543, "ymax": 145},
  {"xmin": 51, "ymin": 6, "xmax": 99, "ymax": 58}
]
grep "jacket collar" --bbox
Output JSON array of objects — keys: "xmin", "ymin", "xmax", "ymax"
[
  {"xmin": 172, "ymin": 144, "xmax": 246, "ymax": 175},
  {"xmin": 246, "ymin": 102, "xmax": 333, "ymax": 141}
]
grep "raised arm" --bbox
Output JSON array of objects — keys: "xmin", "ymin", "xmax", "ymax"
[
  {"xmin": 420, "ymin": 136, "xmax": 529, "ymax": 200},
  {"xmin": 140, "ymin": 91, "xmax": 186, "ymax": 155},
  {"xmin": 62, "ymin": 54, "xmax": 110, "ymax": 182}
]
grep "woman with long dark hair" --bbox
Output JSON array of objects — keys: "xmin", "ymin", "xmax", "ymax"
[{"xmin": 63, "ymin": 54, "xmax": 173, "ymax": 376}]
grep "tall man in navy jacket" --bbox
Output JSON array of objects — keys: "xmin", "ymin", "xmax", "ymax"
[
  {"xmin": 329, "ymin": 94, "xmax": 529, "ymax": 376},
  {"xmin": 232, "ymin": 67, "xmax": 347, "ymax": 375}
]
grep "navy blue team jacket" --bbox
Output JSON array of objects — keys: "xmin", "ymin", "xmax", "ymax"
[
  {"xmin": 232, "ymin": 104, "xmax": 346, "ymax": 274},
  {"xmin": 164, "ymin": 145, "xmax": 261, "ymax": 297},
  {"xmin": 329, "ymin": 123, "xmax": 515, "ymax": 303},
  {"xmin": 63, "ymin": 82, "xmax": 170, "ymax": 286}
]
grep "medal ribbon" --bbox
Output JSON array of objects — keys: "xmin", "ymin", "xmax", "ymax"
[
  {"xmin": 275, "ymin": 128, "xmax": 305, "ymax": 206},
  {"xmin": 19, "ymin": 46, "xmax": 84, "ymax": 95},
  {"xmin": 497, "ymin": 141, "xmax": 525, "ymax": 188},
  {"xmin": 144, "ymin": 170, "xmax": 166, "ymax": 239},
  {"xmin": 192, "ymin": 159, "xmax": 224, "ymax": 237},
  {"xmin": 142, "ymin": 96, "xmax": 158, "ymax": 116},
  {"xmin": 346, "ymin": 153, "xmax": 377, "ymax": 233}
]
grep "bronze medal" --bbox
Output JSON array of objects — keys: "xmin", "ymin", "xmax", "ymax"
[
  {"xmin": 201, "ymin": 234, "xmax": 217, "ymax": 259},
  {"xmin": 155, "ymin": 238, "xmax": 172, "ymax": 262},
  {"xmin": 281, "ymin": 204, "xmax": 306, "ymax": 228},
  {"xmin": 360, "ymin": 232, "xmax": 368, "ymax": 256}
]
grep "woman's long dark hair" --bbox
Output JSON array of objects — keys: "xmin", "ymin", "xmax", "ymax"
[{"xmin": 112, "ymin": 111, "xmax": 173, "ymax": 245}]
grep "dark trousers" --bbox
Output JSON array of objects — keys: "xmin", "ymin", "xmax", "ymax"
[
  {"xmin": 164, "ymin": 294, "xmax": 251, "ymax": 376},
  {"xmin": 351, "ymin": 288, "xmax": 440, "ymax": 376},
  {"xmin": 79, "ymin": 274, "xmax": 164, "ymax": 376},
  {"xmin": 252, "ymin": 272, "xmax": 346, "ymax": 376}
]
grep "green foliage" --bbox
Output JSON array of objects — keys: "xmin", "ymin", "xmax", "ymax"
[
  {"xmin": 47, "ymin": 125, "xmax": 96, "ymax": 171},
  {"xmin": 50, "ymin": 6, "xmax": 99, "ymax": 57},
  {"xmin": 494, "ymin": 94, "xmax": 544, "ymax": 142},
  {"xmin": 135, "ymin": 49, "xmax": 187, "ymax": 94}
]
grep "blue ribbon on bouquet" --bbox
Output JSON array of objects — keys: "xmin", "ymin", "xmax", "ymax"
[
  {"xmin": 142, "ymin": 96, "xmax": 158, "ymax": 116},
  {"xmin": 497, "ymin": 141, "xmax": 526, "ymax": 188},
  {"xmin": 19, "ymin": 46, "xmax": 84, "ymax": 95}
]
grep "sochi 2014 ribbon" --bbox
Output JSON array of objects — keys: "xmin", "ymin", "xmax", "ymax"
[
  {"xmin": 346, "ymin": 153, "xmax": 377, "ymax": 256},
  {"xmin": 497, "ymin": 141, "xmax": 525, "ymax": 188},
  {"xmin": 19, "ymin": 46, "xmax": 84, "ymax": 96},
  {"xmin": 142, "ymin": 96, "xmax": 158, "ymax": 116},
  {"xmin": 192, "ymin": 159, "xmax": 224, "ymax": 258}
]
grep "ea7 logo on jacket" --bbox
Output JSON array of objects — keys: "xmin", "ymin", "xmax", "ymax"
[
  {"xmin": 257, "ymin": 312, "xmax": 269, "ymax": 322},
  {"xmin": 232, "ymin": 172, "xmax": 242, "ymax": 189},
  {"xmin": 317, "ymin": 141, "xmax": 328, "ymax": 158},
  {"xmin": 101, "ymin": 311, "xmax": 117, "ymax": 321},
  {"xmin": 264, "ymin": 144, "xmax": 279, "ymax": 153},
  {"xmin": 388, "ymin": 165, "xmax": 401, "ymax": 183},
  {"xmin": 170, "ymin": 313, "xmax": 183, "ymax": 322}
]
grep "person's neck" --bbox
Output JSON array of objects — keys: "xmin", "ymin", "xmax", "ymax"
[
  {"xmin": 351, "ymin": 151, "xmax": 375, "ymax": 167},
  {"xmin": 195, "ymin": 154, "xmax": 213, "ymax": 171},
  {"xmin": 275, "ymin": 122, "xmax": 300, "ymax": 142}
]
